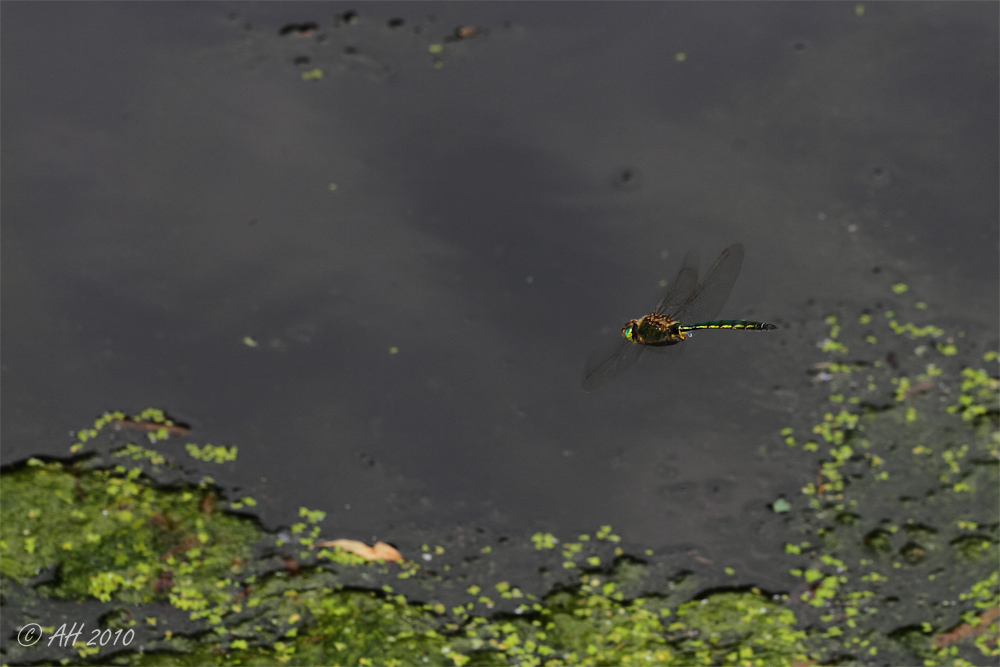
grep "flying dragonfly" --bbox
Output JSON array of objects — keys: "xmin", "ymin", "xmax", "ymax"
[{"xmin": 582, "ymin": 243, "xmax": 777, "ymax": 391}]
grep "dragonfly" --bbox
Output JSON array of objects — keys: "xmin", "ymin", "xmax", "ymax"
[{"xmin": 582, "ymin": 243, "xmax": 776, "ymax": 391}]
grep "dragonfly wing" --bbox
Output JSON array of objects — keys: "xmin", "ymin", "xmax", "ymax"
[
  {"xmin": 655, "ymin": 249, "xmax": 700, "ymax": 315},
  {"xmin": 672, "ymin": 243, "xmax": 744, "ymax": 324},
  {"xmin": 642, "ymin": 342, "xmax": 685, "ymax": 369},
  {"xmin": 582, "ymin": 339, "xmax": 643, "ymax": 392}
]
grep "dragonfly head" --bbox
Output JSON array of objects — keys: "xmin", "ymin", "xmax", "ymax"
[{"xmin": 621, "ymin": 319, "xmax": 638, "ymax": 343}]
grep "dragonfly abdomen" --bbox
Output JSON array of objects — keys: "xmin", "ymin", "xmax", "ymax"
[{"xmin": 680, "ymin": 320, "xmax": 777, "ymax": 332}]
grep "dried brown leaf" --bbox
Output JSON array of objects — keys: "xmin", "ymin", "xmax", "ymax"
[
  {"xmin": 933, "ymin": 605, "xmax": 1000, "ymax": 649},
  {"xmin": 313, "ymin": 538, "xmax": 403, "ymax": 562}
]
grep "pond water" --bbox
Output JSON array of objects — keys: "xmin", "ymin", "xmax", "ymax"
[{"xmin": 3, "ymin": 1, "xmax": 997, "ymax": 592}]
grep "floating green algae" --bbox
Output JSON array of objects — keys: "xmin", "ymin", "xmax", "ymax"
[
  {"xmin": 1, "ymin": 440, "xmax": 811, "ymax": 665},
  {"xmin": 778, "ymin": 285, "xmax": 999, "ymax": 665},
  {"xmin": 0, "ymin": 457, "xmax": 261, "ymax": 607}
]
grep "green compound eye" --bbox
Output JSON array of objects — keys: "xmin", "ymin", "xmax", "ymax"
[{"xmin": 622, "ymin": 324, "xmax": 633, "ymax": 342}]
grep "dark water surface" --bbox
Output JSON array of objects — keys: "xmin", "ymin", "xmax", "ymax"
[{"xmin": 3, "ymin": 2, "xmax": 997, "ymax": 587}]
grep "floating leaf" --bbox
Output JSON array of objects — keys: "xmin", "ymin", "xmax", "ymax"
[{"xmin": 313, "ymin": 539, "xmax": 402, "ymax": 562}]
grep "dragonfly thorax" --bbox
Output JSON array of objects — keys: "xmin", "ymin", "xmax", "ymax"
[{"xmin": 622, "ymin": 312, "xmax": 687, "ymax": 347}]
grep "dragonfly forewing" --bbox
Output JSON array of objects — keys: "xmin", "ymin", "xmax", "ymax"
[
  {"xmin": 670, "ymin": 243, "xmax": 744, "ymax": 324},
  {"xmin": 655, "ymin": 249, "xmax": 700, "ymax": 316}
]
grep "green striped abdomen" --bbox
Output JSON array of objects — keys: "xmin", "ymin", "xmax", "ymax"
[{"xmin": 679, "ymin": 320, "xmax": 777, "ymax": 332}]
